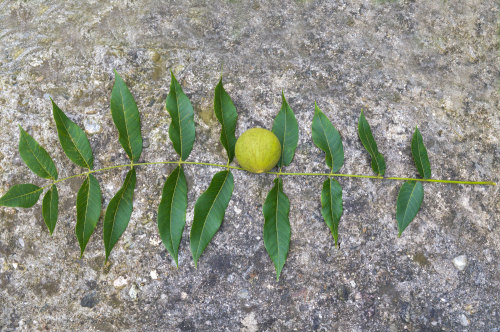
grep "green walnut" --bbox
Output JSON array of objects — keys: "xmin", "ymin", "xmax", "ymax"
[{"xmin": 235, "ymin": 128, "xmax": 281, "ymax": 173}]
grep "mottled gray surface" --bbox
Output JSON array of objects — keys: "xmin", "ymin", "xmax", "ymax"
[{"xmin": 0, "ymin": 1, "xmax": 499, "ymax": 331}]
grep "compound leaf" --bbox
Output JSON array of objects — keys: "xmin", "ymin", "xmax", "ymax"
[
  {"xmin": 358, "ymin": 110, "xmax": 386, "ymax": 176},
  {"xmin": 110, "ymin": 71, "xmax": 143, "ymax": 162},
  {"xmin": 19, "ymin": 126, "xmax": 58, "ymax": 180},
  {"xmin": 312, "ymin": 102, "xmax": 344, "ymax": 172},
  {"xmin": 320, "ymin": 178, "xmax": 343, "ymax": 247},
  {"xmin": 190, "ymin": 170, "xmax": 234, "ymax": 267},
  {"xmin": 0, "ymin": 184, "xmax": 42, "ymax": 208},
  {"xmin": 76, "ymin": 174, "xmax": 102, "ymax": 257},
  {"xmin": 103, "ymin": 168, "xmax": 136, "ymax": 262},
  {"xmin": 396, "ymin": 181, "xmax": 424, "ymax": 236},
  {"xmin": 263, "ymin": 177, "xmax": 291, "ymax": 280},
  {"xmin": 52, "ymin": 100, "xmax": 94, "ymax": 170},
  {"xmin": 42, "ymin": 185, "xmax": 59, "ymax": 235},
  {"xmin": 166, "ymin": 72, "xmax": 195, "ymax": 161},
  {"xmin": 157, "ymin": 165, "xmax": 188, "ymax": 267},
  {"xmin": 214, "ymin": 78, "xmax": 238, "ymax": 163},
  {"xmin": 411, "ymin": 127, "xmax": 431, "ymax": 179},
  {"xmin": 272, "ymin": 92, "xmax": 299, "ymax": 168}
]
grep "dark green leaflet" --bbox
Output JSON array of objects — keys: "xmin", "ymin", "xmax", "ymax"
[
  {"xmin": 19, "ymin": 126, "xmax": 58, "ymax": 180},
  {"xmin": 320, "ymin": 178, "xmax": 343, "ymax": 247},
  {"xmin": 110, "ymin": 71, "xmax": 143, "ymax": 162},
  {"xmin": 52, "ymin": 100, "xmax": 94, "ymax": 169},
  {"xmin": 263, "ymin": 178, "xmax": 291, "ymax": 280},
  {"xmin": 42, "ymin": 185, "xmax": 59, "ymax": 235},
  {"xmin": 0, "ymin": 184, "xmax": 42, "ymax": 208},
  {"xmin": 272, "ymin": 92, "xmax": 299, "ymax": 168},
  {"xmin": 76, "ymin": 174, "xmax": 102, "ymax": 257},
  {"xmin": 311, "ymin": 103, "xmax": 344, "ymax": 172},
  {"xmin": 396, "ymin": 181, "xmax": 424, "ymax": 236},
  {"xmin": 358, "ymin": 110, "xmax": 386, "ymax": 176},
  {"xmin": 103, "ymin": 168, "xmax": 137, "ymax": 261},
  {"xmin": 157, "ymin": 166, "xmax": 188, "ymax": 267},
  {"xmin": 190, "ymin": 170, "xmax": 234, "ymax": 267},
  {"xmin": 214, "ymin": 78, "xmax": 238, "ymax": 163},
  {"xmin": 411, "ymin": 127, "xmax": 431, "ymax": 179},
  {"xmin": 166, "ymin": 72, "xmax": 196, "ymax": 161}
]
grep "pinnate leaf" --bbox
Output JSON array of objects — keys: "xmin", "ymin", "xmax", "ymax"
[
  {"xmin": 312, "ymin": 102, "xmax": 344, "ymax": 172},
  {"xmin": 76, "ymin": 174, "xmax": 102, "ymax": 257},
  {"xmin": 52, "ymin": 100, "xmax": 94, "ymax": 169},
  {"xmin": 272, "ymin": 92, "xmax": 299, "ymax": 168},
  {"xmin": 358, "ymin": 110, "xmax": 386, "ymax": 176},
  {"xmin": 396, "ymin": 181, "xmax": 424, "ymax": 236},
  {"xmin": 157, "ymin": 165, "xmax": 188, "ymax": 266},
  {"xmin": 103, "ymin": 168, "xmax": 136, "ymax": 261},
  {"xmin": 320, "ymin": 178, "xmax": 343, "ymax": 247},
  {"xmin": 190, "ymin": 170, "xmax": 234, "ymax": 267},
  {"xmin": 263, "ymin": 178, "xmax": 291, "ymax": 280},
  {"xmin": 42, "ymin": 185, "xmax": 59, "ymax": 235},
  {"xmin": 110, "ymin": 71, "xmax": 143, "ymax": 162},
  {"xmin": 19, "ymin": 126, "xmax": 58, "ymax": 180},
  {"xmin": 0, "ymin": 184, "xmax": 42, "ymax": 208},
  {"xmin": 166, "ymin": 72, "xmax": 196, "ymax": 161},
  {"xmin": 214, "ymin": 78, "xmax": 238, "ymax": 163},
  {"xmin": 411, "ymin": 127, "xmax": 431, "ymax": 179}
]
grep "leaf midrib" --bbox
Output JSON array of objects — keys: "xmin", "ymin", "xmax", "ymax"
[
  {"xmin": 414, "ymin": 134, "xmax": 428, "ymax": 178},
  {"xmin": 195, "ymin": 171, "xmax": 230, "ymax": 260},
  {"xmin": 116, "ymin": 83, "xmax": 135, "ymax": 162},
  {"xmin": 107, "ymin": 171, "xmax": 134, "ymax": 251},
  {"xmin": 402, "ymin": 182, "xmax": 419, "ymax": 225},
  {"xmin": 1, "ymin": 186, "xmax": 42, "ymax": 204},
  {"xmin": 54, "ymin": 108, "xmax": 91, "ymax": 169},
  {"xmin": 359, "ymin": 118, "xmax": 381, "ymax": 173},
  {"xmin": 274, "ymin": 180, "xmax": 282, "ymax": 269},
  {"xmin": 319, "ymin": 114, "xmax": 335, "ymax": 170},
  {"xmin": 22, "ymin": 133, "xmax": 54, "ymax": 179},
  {"xmin": 168, "ymin": 167, "xmax": 182, "ymax": 256}
]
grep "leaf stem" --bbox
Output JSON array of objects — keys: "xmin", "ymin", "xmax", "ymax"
[{"xmin": 38, "ymin": 161, "xmax": 495, "ymax": 189}]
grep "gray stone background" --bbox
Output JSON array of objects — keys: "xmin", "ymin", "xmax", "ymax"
[{"xmin": 0, "ymin": 0, "xmax": 498, "ymax": 331}]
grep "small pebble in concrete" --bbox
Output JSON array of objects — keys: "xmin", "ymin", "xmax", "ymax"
[
  {"xmin": 452, "ymin": 255, "xmax": 467, "ymax": 271},
  {"xmin": 80, "ymin": 291, "xmax": 99, "ymax": 308},
  {"xmin": 459, "ymin": 314, "xmax": 470, "ymax": 327},
  {"xmin": 83, "ymin": 118, "xmax": 101, "ymax": 135},
  {"xmin": 150, "ymin": 270, "xmax": 158, "ymax": 280},
  {"xmin": 129, "ymin": 285, "xmax": 138, "ymax": 300},
  {"xmin": 113, "ymin": 276, "xmax": 128, "ymax": 289}
]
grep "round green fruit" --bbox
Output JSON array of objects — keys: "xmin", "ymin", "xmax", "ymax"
[{"xmin": 235, "ymin": 128, "xmax": 281, "ymax": 173}]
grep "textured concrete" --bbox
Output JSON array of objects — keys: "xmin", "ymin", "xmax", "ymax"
[{"xmin": 0, "ymin": 1, "xmax": 499, "ymax": 331}]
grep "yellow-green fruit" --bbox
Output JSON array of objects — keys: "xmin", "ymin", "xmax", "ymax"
[{"xmin": 235, "ymin": 128, "xmax": 281, "ymax": 173}]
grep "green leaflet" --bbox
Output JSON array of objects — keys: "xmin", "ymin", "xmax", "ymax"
[
  {"xmin": 272, "ymin": 92, "xmax": 299, "ymax": 168},
  {"xmin": 312, "ymin": 102, "xmax": 344, "ymax": 172},
  {"xmin": 110, "ymin": 71, "xmax": 143, "ymax": 162},
  {"xmin": 214, "ymin": 78, "xmax": 238, "ymax": 163},
  {"xmin": 166, "ymin": 72, "xmax": 196, "ymax": 161},
  {"xmin": 358, "ymin": 110, "xmax": 386, "ymax": 176},
  {"xmin": 190, "ymin": 170, "xmax": 234, "ymax": 267},
  {"xmin": 19, "ymin": 126, "xmax": 58, "ymax": 180},
  {"xmin": 52, "ymin": 100, "xmax": 94, "ymax": 169},
  {"xmin": 0, "ymin": 184, "xmax": 42, "ymax": 208},
  {"xmin": 396, "ymin": 181, "xmax": 424, "ymax": 236},
  {"xmin": 157, "ymin": 165, "xmax": 188, "ymax": 266},
  {"xmin": 76, "ymin": 174, "xmax": 102, "ymax": 257},
  {"xmin": 411, "ymin": 127, "xmax": 431, "ymax": 179},
  {"xmin": 263, "ymin": 178, "xmax": 291, "ymax": 280},
  {"xmin": 103, "ymin": 168, "xmax": 136, "ymax": 261},
  {"xmin": 42, "ymin": 185, "xmax": 59, "ymax": 235},
  {"xmin": 320, "ymin": 178, "xmax": 343, "ymax": 247}
]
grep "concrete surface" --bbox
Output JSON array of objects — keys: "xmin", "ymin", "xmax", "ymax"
[{"xmin": 0, "ymin": 0, "xmax": 498, "ymax": 331}]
